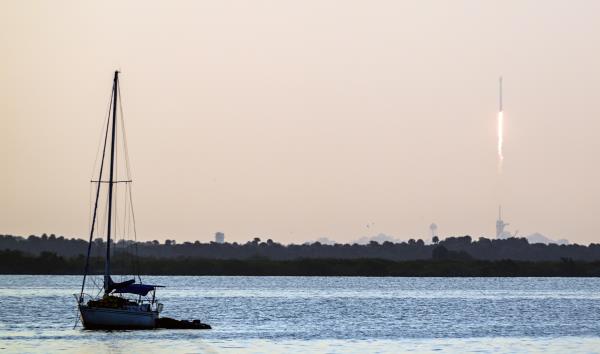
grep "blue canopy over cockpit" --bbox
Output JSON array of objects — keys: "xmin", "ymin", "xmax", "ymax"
[
  {"xmin": 113, "ymin": 283, "xmax": 163, "ymax": 296},
  {"xmin": 106, "ymin": 276, "xmax": 164, "ymax": 296}
]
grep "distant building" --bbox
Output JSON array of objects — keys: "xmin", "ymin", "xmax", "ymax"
[
  {"xmin": 526, "ymin": 233, "xmax": 569, "ymax": 245},
  {"xmin": 215, "ymin": 232, "xmax": 225, "ymax": 244}
]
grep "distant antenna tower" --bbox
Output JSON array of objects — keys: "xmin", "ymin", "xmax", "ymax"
[
  {"xmin": 496, "ymin": 205, "xmax": 509, "ymax": 238},
  {"xmin": 430, "ymin": 223, "xmax": 438, "ymax": 238}
]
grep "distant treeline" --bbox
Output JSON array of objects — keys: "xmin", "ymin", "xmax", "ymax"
[
  {"xmin": 2, "ymin": 233, "xmax": 600, "ymax": 261},
  {"xmin": 2, "ymin": 250, "xmax": 600, "ymax": 276}
]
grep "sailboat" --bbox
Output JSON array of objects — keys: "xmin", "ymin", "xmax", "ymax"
[{"xmin": 76, "ymin": 71, "xmax": 163, "ymax": 329}]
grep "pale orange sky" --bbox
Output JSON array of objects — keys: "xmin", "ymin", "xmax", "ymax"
[{"xmin": 2, "ymin": 1, "xmax": 600, "ymax": 244}]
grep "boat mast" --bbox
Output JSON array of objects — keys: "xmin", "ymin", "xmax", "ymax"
[
  {"xmin": 104, "ymin": 70, "xmax": 119, "ymax": 293},
  {"xmin": 79, "ymin": 85, "xmax": 113, "ymax": 303}
]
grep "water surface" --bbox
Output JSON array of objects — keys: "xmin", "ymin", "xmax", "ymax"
[{"xmin": 1, "ymin": 276, "xmax": 599, "ymax": 353}]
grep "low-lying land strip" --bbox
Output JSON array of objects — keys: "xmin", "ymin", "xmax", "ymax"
[{"xmin": 2, "ymin": 250, "xmax": 600, "ymax": 276}]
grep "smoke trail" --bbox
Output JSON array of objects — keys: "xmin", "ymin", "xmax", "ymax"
[{"xmin": 498, "ymin": 110, "xmax": 504, "ymax": 171}]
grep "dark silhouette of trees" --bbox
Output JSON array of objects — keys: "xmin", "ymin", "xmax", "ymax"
[
  {"xmin": 432, "ymin": 245, "xmax": 449, "ymax": 259},
  {"xmin": 2, "ymin": 233, "xmax": 600, "ymax": 262},
  {"xmin": 432, "ymin": 245, "xmax": 473, "ymax": 261}
]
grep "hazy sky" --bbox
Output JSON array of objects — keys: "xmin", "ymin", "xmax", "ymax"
[{"xmin": 2, "ymin": 1, "xmax": 600, "ymax": 244}]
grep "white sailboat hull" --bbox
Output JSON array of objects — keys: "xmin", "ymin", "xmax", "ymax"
[{"xmin": 79, "ymin": 305, "xmax": 158, "ymax": 329}]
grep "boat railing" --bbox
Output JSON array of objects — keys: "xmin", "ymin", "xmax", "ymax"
[{"xmin": 73, "ymin": 292, "xmax": 163, "ymax": 312}]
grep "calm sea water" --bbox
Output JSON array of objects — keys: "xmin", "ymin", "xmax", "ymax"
[{"xmin": 1, "ymin": 276, "xmax": 600, "ymax": 353}]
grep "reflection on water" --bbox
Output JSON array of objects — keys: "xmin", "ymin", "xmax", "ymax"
[
  {"xmin": 4, "ymin": 338, "xmax": 600, "ymax": 354},
  {"xmin": 1, "ymin": 276, "xmax": 600, "ymax": 353}
]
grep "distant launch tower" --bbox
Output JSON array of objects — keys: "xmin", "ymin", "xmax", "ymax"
[{"xmin": 496, "ymin": 205, "xmax": 509, "ymax": 238}]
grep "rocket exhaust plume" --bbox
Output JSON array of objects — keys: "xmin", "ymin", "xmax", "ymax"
[{"xmin": 497, "ymin": 76, "xmax": 504, "ymax": 171}]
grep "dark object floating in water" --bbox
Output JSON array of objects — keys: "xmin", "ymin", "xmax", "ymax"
[{"xmin": 156, "ymin": 317, "xmax": 211, "ymax": 330}]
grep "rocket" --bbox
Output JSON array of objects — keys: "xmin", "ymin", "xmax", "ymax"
[{"xmin": 499, "ymin": 76, "xmax": 503, "ymax": 111}]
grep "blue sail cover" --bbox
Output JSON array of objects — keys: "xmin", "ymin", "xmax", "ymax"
[
  {"xmin": 113, "ymin": 283, "xmax": 160, "ymax": 296},
  {"xmin": 106, "ymin": 277, "xmax": 135, "ymax": 293}
]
